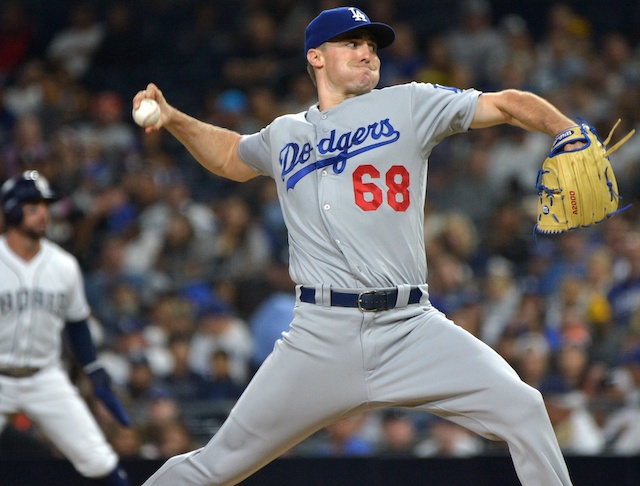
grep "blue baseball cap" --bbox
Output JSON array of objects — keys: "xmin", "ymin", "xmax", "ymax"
[{"xmin": 305, "ymin": 7, "xmax": 396, "ymax": 54}]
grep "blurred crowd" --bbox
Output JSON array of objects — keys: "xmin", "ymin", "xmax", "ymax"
[{"xmin": 1, "ymin": 0, "xmax": 640, "ymax": 462}]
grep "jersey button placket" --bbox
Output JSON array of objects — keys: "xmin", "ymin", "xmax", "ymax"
[
  {"xmin": 318, "ymin": 113, "xmax": 331, "ymax": 216},
  {"xmin": 317, "ymin": 112, "xmax": 341, "ymax": 250}
]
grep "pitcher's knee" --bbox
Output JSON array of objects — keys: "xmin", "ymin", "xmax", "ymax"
[{"xmin": 503, "ymin": 382, "xmax": 549, "ymax": 425}]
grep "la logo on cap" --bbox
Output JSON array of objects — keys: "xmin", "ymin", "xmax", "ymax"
[
  {"xmin": 349, "ymin": 7, "xmax": 368, "ymax": 22},
  {"xmin": 304, "ymin": 7, "xmax": 396, "ymax": 53}
]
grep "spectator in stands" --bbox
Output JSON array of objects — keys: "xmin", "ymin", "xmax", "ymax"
[
  {"xmin": 79, "ymin": 90, "xmax": 137, "ymax": 165},
  {"xmin": 1, "ymin": 113, "xmax": 49, "ymax": 179},
  {"xmin": 476, "ymin": 199, "xmax": 532, "ymax": 278},
  {"xmin": 500, "ymin": 278, "xmax": 549, "ymax": 344},
  {"xmin": 146, "ymin": 293, "xmax": 196, "ymax": 344},
  {"xmin": 377, "ymin": 410, "xmax": 420, "ymax": 457},
  {"xmin": 83, "ymin": 235, "xmax": 162, "ymax": 333},
  {"xmin": 188, "ymin": 297, "xmax": 253, "ymax": 385},
  {"xmin": 156, "ymin": 169, "xmax": 218, "ymax": 238},
  {"xmin": 249, "ymin": 287, "xmax": 295, "ymax": 372},
  {"xmin": 200, "ymin": 349, "xmax": 245, "ymax": 402},
  {"xmin": 153, "ymin": 211, "xmax": 217, "ymax": 289},
  {"xmin": 45, "ymin": 1, "xmax": 105, "ymax": 80},
  {"xmin": 485, "ymin": 125, "xmax": 550, "ymax": 202},
  {"xmin": 2, "ymin": 59, "xmax": 45, "ymax": 118},
  {"xmin": 416, "ymin": 34, "xmax": 466, "ymax": 88},
  {"xmin": 608, "ymin": 230, "xmax": 640, "ymax": 329},
  {"xmin": 126, "ymin": 354, "xmax": 171, "ymax": 425},
  {"xmin": 203, "ymin": 88, "xmax": 251, "ymax": 135},
  {"xmin": 34, "ymin": 71, "xmax": 79, "ymax": 147},
  {"xmin": 281, "ymin": 71, "xmax": 318, "ymax": 114},
  {"xmin": 0, "ymin": 1, "xmax": 33, "ymax": 79},
  {"xmin": 543, "ymin": 322, "xmax": 593, "ymax": 394},
  {"xmin": 161, "ymin": 334, "xmax": 207, "ymax": 405},
  {"xmin": 154, "ymin": 419, "xmax": 198, "ymax": 459},
  {"xmin": 425, "ymin": 250, "xmax": 473, "ymax": 318},
  {"xmin": 588, "ymin": 295, "xmax": 626, "ymax": 368},
  {"xmin": 109, "ymin": 426, "xmax": 144, "ymax": 459},
  {"xmin": 86, "ymin": 2, "xmax": 148, "ymax": 94},
  {"xmin": 100, "ymin": 318, "xmax": 156, "ymax": 387},
  {"xmin": 601, "ymin": 347, "xmax": 640, "ymax": 454},
  {"xmin": 173, "ymin": 1, "xmax": 230, "ymax": 100},
  {"xmin": 544, "ymin": 389, "xmax": 605, "ymax": 455},
  {"xmin": 236, "ymin": 86, "xmax": 285, "ymax": 135},
  {"xmin": 378, "ymin": 22, "xmax": 422, "ymax": 87},
  {"xmin": 208, "ymin": 195, "xmax": 272, "ymax": 283},
  {"xmin": 221, "ymin": 9, "xmax": 294, "ymax": 90},
  {"xmin": 314, "ymin": 414, "xmax": 376, "ymax": 457},
  {"xmin": 480, "ymin": 256, "xmax": 522, "ymax": 348},
  {"xmin": 545, "ymin": 274, "xmax": 590, "ymax": 340},
  {"xmin": 136, "ymin": 390, "xmax": 196, "ymax": 459},
  {"xmin": 116, "ymin": 164, "xmax": 168, "ymax": 272},
  {"xmin": 514, "ymin": 332, "xmax": 552, "ymax": 390},
  {"xmin": 440, "ymin": 143, "xmax": 495, "ymax": 229},
  {"xmin": 532, "ymin": 3, "xmax": 590, "ymax": 96},
  {"xmin": 496, "ymin": 14, "xmax": 537, "ymax": 91},
  {"xmin": 415, "ymin": 417, "xmax": 484, "ymax": 457},
  {"xmin": 446, "ymin": 0, "xmax": 507, "ymax": 89}
]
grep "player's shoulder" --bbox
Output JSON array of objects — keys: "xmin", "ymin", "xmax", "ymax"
[
  {"xmin": 280, "ymin": 109, "xmax": 310, "ymax": 124},
  {"xmin": 369, "ymin": 82, "xmax": 454, "ymax": 101},
  {"xmin": 257, "ymin": 109, "xmax": 308, "ymax": 132},
  {"xmin": 371, "ymin": 83, "xmax": 414, "ymax": 97},
  {"xmin": 393, "ymin": 82, "xmax": 473, "ymax": 94},
  {"xmin": 41, "ymin": 239, "xmax": 80, "ymax": 266},
  {"xmin": 0, "ymin": 234, "xmax": 8, "ymax": 259},
  {"xmin": 386, "ymin": 83, "xmax": 484, "ymax": 112},
  {"xmin": 384, "ymin": 82, "xmax": 479, "ymax": 95}
]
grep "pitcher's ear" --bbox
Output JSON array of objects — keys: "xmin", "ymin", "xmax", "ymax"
[{"xmin": 307, "ymin": 48, "xmax": 323, "ymax": 68}]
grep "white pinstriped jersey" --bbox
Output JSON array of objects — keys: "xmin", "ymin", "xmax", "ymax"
[
  {"xmin": 239, "ymin": 82, "xmax": 481, "ymax": 288},
  {"xmin": 0, "ymin": 235, "xmax": 90, "ymax": 369}
]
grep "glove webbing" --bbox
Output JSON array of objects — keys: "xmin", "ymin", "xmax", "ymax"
[
  {"xmin": 603, "ymin": 118, "xmax": 636, "ymax": 157},
  {"xmin": 601, "ymin": 119, "xmax": 634, "ymax": 215}
]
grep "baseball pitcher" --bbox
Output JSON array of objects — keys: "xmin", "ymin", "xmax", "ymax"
[{"xmin": 134, "ymin": 6, "xmax": 584, "ymax": 486}]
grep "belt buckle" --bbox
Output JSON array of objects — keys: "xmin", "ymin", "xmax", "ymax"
[{"xmin": 357, "ymin": 290, "xmax": 379, "ymax": 312}]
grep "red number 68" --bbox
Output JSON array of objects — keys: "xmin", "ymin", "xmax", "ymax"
[{"xmin": 352, "ymin": 164, "xmax": 410, "ymax": 212}]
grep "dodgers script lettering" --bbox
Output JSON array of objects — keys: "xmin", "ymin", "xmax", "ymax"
[{"xmin": 280, "ymin": 118, "xmax": 400, "ymax": 190}]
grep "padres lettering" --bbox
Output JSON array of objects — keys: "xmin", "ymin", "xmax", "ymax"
[
  {"xmin": 280, "ymin": 118, "xmax": 400, "ymax": 189},
  {"xmin": 0, "ymin": 288, "xmax": 67, "ymax": 317}
]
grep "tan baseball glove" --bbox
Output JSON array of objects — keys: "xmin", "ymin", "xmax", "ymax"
[{"xmin": 535, "ymin": 119, "xmax": 635, "ymax": 234}]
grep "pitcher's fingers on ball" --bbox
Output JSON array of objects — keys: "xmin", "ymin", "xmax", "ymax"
[
  {"xmin": 132, "ymin": 89, "xmax": 149, "ymax": 109},
  {"xmin": 132, "ymin": 98, "xmax": 161, "ymax": 127}
]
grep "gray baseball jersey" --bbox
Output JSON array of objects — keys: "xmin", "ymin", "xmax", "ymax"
[
  {"xmin": 239, "ymin": 82, "xmax": 479, "ymax": 288},
  {"xmin": 143, "ymin": 83, "xmax": 573, "ymax": 486},
  {"xmin": 0, "ymin": 235, "xmax": 119, "ymax": 477}
]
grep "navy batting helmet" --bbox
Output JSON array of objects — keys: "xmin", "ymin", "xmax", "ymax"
[{"xmin": 1, "ymin": 170, "xmax": 58, "ymax": 226}]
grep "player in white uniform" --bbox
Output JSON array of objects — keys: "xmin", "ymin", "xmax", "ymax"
[
  {"xmin": 0, "ymin": 171, "xmax": 131, "ymax": 485},
  {"xmin": 136, "ymin": 7, "xmax": 576, "ymax": 486}
]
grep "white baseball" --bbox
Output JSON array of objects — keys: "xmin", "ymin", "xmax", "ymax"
[{"xmin": 132, "ymin": 98, "xmax": 161, "ymax": 127}]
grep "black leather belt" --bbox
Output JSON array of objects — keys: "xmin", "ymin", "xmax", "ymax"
[
  {"xmin": 0, "ymin": 366, "xmax": 41, "ymax": 378},
  {"xmin": 299, "ymin": 286, "xmax": 422, "ymax": 312}
]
